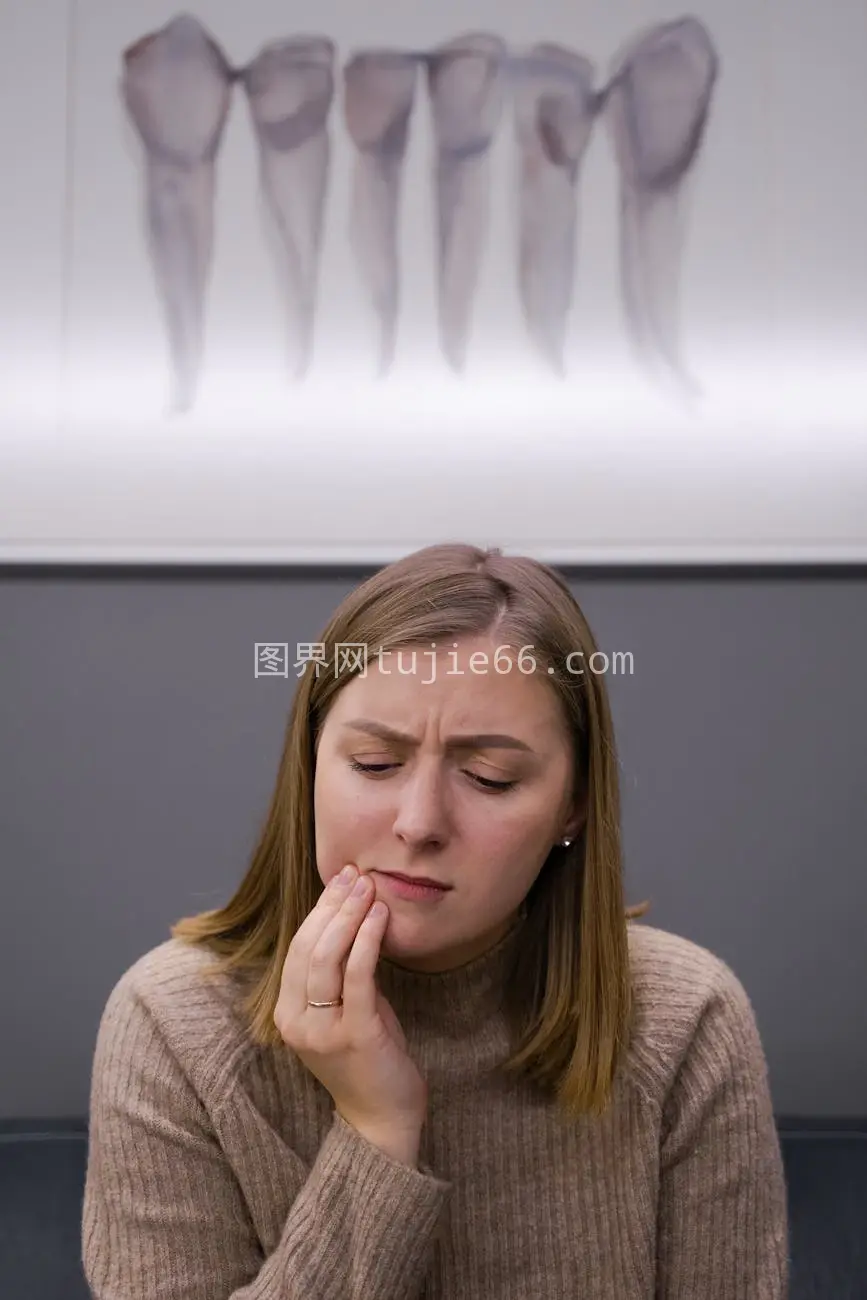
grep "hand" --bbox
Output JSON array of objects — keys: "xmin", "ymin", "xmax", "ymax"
[{"xmin": 274, "ymin": 864, "xmax": 429, "ymax": 1141}]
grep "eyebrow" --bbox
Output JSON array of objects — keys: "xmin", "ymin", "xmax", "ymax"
[{"xmin": 342, "ymin": 718, "xmax": 535, "ymax": 753}]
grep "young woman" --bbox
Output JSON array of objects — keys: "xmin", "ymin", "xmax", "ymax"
[{"xmin": 82, "ymin": 542, "xmax": 789, "ymax": 1298}]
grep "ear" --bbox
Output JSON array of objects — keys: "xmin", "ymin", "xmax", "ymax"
[
  {"xmin": 563, "ymin": 816, "xmax": 585, "ymax": 841},
  {"xmin": 564, "ymin": 787, "xmax": 589, "ymax": 840}
]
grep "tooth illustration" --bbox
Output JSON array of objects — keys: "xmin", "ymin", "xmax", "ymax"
[
  {"xmin": 121, "ymin": 15, "xmax": 236, "ymax": 414},
  {"xmin": 342, "ymin": 50, "xmax": 419, "ymax": 375},
  {"xmin": 603, "ymin": 17, "xmax": 719, "ymax": 393},
  {"xmin": 425, "ymin": 33, "xmax": 508, "ymax": 372},
  {"xmin": 241, "ymin": 37, "xmax": 335, "ymax": 381},
  {"xmin": 513, "ymin": 44, "xmax": 599, "ymax": 374}
]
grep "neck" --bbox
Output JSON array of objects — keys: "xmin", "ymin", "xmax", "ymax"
[{"xmin": 375, "ymin": 909, "xmax": 528, "ymax": 1037}]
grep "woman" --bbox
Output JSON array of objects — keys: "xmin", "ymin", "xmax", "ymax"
[{"xmin": 82, "ymin": 543, "xmax": 789, "ymax": 1298}]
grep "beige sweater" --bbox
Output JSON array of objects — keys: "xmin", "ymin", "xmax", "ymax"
[{"xmin": 81, "ymin": 915, "xmax": 789, "ymax": 1298}]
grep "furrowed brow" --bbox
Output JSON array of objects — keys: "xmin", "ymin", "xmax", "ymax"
[{"xmin": 343, "ymin": 718, "xmax": 534, "ymax": 753}]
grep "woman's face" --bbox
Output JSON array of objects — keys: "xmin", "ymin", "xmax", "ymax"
[{"xmin": 313, "ymin": 635, "xmax": 582, "ymax": 972}]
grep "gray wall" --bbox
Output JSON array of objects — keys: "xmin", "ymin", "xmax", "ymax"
[{"xmin": 1, "ymin": 565, "xmax": 865, "ymax": 1119}]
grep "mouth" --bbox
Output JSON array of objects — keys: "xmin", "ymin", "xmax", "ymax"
[{"xmin": 374, "ymin": 870, "xmax": 452, "ymax": 893}]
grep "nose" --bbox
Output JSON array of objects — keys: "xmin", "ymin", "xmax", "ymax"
[{"xmin": 391, "ymin": 759, "xmax": 451, "ymax": 848}]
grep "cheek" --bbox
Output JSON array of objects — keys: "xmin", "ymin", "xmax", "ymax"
[
  {"xmin": 313, "ymin": 763, "xmax": 352, "ymax": 865},
  {"xmin": 482, "ymin": 814, "xmax": 554, "ymax": 875},
  {"xmin": 314, "ymin": 767, "xmax": 384, "ymax": 853},
  {"xmin": 315, "ymin": 758, "xmax": 355, "ymax": 819}
]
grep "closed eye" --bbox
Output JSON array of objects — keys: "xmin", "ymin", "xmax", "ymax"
[{"xmin": 347, "ymin": 758, "xmax": 518, "ymax": 793}]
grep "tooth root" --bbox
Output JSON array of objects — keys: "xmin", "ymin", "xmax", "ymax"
[
  {"xmin": 121, "ymin": 16, "xmax": 235, "ymax": 414},
  {"xmin": 426, "ymin": 33, "xmax": 508, "ymax": 373},
  {"xmin": 619, "ymin": 183, "xmax": 687, "ymax": 383},
  {"xmin": 242, "ymin": 38, "xmax": 335, "ymax": 381},
  {"xmin": 604, "ymin": 17, "xmax": 719, "ymax": 393},
  {"xmin": 513, "ymin": 44, "xmax": 598, "ymax": 374},
  {"xmin": 343, "ymin": 51, "xmax": 418, "ymax": 375}
]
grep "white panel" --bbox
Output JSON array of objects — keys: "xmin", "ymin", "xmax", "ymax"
[
  {"xmin": 0, "ymin": 0, "xmax": 865, "ymax": 562},
  {"xmin": 767, "ymin": 0, "xmax": 867, "ymax": 351},
  {"xmin": 0, "ymin": 0, "xmax": 68, "ymax": 436}
]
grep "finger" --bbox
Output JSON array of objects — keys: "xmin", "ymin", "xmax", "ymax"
[
  {"xmin": 340, "ymin": 895, "xmax": 388, "ymax": 1024},
  {"xmin": 278, "ymin": 865, "xmax": 359, "ymax": 1016},
  {"xmin": 304, "ymin": 873, "xmax": 380, "ymax": 1009}
]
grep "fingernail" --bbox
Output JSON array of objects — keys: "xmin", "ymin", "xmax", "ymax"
[{"xmin": 338, "ymin": 865, "xmax": 355, "ymax": 884}]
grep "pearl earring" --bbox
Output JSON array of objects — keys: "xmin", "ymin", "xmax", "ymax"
[{"xmin": 560, "ymin": 837, "xmax": 573, "ymax": 848}]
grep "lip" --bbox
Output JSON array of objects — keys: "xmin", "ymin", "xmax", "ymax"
[
  {"xmin": 373, "ymin": 871, "xmax": 451, "ymax": 900},
  {"xmin": 379, "ymin": 870, "xmax": 451, "ymax": 889}
]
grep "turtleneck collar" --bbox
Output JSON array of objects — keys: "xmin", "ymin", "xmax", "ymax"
[{"xmin": 374, "ymin": 908, "xmax": 529, "ymax": 1037}]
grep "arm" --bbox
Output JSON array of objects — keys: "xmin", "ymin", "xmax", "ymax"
[
  {"xmin": 655, "ymin": 966, "xmax": 790, "ymax": 1298},
  {"xmin": 82, "ymin": 981, "xmax": 449, "ymax": 1299}
]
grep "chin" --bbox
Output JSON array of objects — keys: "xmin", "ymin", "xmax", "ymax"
[{"xmin": 378, "ymin": 916, "xmax": 427, "ymax": 953}]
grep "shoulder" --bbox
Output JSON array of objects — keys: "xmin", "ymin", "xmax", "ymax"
[
  {"xmin": 93, "ymin": 937, "xmax": 257, "ymax": 1103},
  {"xmin": 626, "ymin": 919, "xmax": 740, "ymax": 1006},
  {"xmin": 621, "ymin": 921, "xmax": 767, "ymax": 1105}
]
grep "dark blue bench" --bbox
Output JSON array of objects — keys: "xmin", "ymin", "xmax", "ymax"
[{"xmin": 1, "ymin": 1118, "xmax": 865, "ymax": 1298}]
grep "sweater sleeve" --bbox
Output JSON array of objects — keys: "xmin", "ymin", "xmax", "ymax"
[
  {"xmin": 81, "ymin": 977, "xmax": 450, "ymax": 1300},
  {"xmin": 655, "ymin": 964, "xmax": 790, "ymax": 1298}
]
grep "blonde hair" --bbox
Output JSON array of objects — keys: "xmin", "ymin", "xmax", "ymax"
[{"xmin": 171, "ymin": 543, "xmax": 650, "ymax": 1119}]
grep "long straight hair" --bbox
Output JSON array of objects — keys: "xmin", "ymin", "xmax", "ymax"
[{"xmin": 171, "ymin": 543, "xmax": 650, "ymax": 1119}]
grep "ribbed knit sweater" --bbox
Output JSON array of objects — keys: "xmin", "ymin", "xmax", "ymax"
[{"xmin": 81, "ymin": 915, "xmax": 789, "ymax": 1298}]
